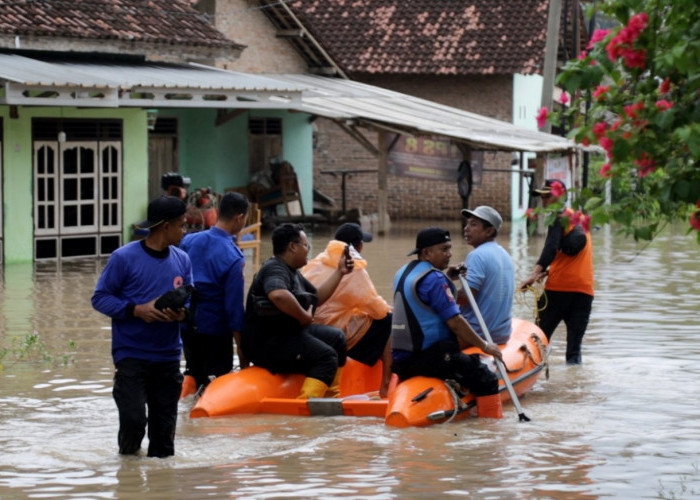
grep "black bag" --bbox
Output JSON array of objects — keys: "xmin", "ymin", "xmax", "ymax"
[
  {"xmin": 559, "ymin": 225, "xmax": 587, "ymax": 256},
  {"xmin": 154, "ymin": 285, "xmax": 195, "ymax": 311}
]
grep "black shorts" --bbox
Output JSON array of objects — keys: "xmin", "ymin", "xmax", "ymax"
[{"xmin": 347, "ymin": 313, "xmax": 392, "ymax": 366}]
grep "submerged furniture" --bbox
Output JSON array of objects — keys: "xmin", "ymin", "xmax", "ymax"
[{"xmin": 236, "ymin": 202, "xmax": 262, "ymax": 269}]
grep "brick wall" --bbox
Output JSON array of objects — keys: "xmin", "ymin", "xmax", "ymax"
[
  {"xmin": 214, "ymin": 0, "xmax": 307, "ymax": 73},
  {"xmin": 314, "ymin": 75, "xmax": 516, "ymax": 221}
]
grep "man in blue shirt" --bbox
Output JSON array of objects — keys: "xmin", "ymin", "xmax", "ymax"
[
  {"xmin": 92, "ymin": 195, "xmax": 192, "ymax": 458},
  {"xmin": 180, "ymin": 192, "xmax": 250, "ymax": 392},
  {"xmin": 390, "ymin": 227, "xmax": 504, "ymax": 418},
  {"xmin": 458, "ymin": 206, "xmax": 514, "ymax": 344}
]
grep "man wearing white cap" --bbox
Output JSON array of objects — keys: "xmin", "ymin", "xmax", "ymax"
[{"xmin": 457, "ymin": 206, "xmax": 514, "ymax": 345}]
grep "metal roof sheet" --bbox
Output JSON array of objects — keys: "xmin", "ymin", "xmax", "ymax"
[
  {"xmin": 0, "ymin": 54, "xmax": 305, "ymax": 92},
  {"xmin": 275, "ymin": 74, "xmax": 578, "ymax": 153},
  {"xmin": 0, "ymin": 54, "xmax": 579, "ymax": 153}
]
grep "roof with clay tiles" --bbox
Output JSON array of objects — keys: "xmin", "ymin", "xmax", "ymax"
[
  {"xmin": 0, "ymin": 0, "xmax": 238, "ymax": 50},
  {"xmin": 285, "ymin": 0, "xmax": 562, "ymax": 76}
]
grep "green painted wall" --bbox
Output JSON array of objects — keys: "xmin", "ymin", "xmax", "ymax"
[
  {"xmin": 174, "ymin": 108, "xmax": 314, "ymax": 213},
  {"xmin": 1, "ymin": 106, "xmax": 148, "ymax": 263},
  {"xmin": 172, "ymin": 108, "xmax": 248, "ymax": 191},
  {"xmin": 1, "ymin": 105, "xmax": 313, "ymax": 263}
]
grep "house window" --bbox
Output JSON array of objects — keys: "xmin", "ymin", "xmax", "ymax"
[
  {"xmin": 248, "ymin": 117, "xmax": 282, "ymax": 176},
  {"xmin": 32, "ymin": 119, "xmax": 122, "ymax": 260}
]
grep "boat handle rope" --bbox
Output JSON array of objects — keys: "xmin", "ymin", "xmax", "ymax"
[
  {"xmin": 443, "ymin": 380, "xmax": 466, "ymax": 424},
  {"xmin": 530, "ymin": 333, "xmax": 550, "ymax": 380}
]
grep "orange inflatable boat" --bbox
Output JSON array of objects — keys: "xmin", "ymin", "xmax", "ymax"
[{"xmin": 188, "ymin": 318, "xmax": 548, "ymax": 426}]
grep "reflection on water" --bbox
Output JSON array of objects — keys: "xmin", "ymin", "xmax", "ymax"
[{"xmin": 1, "ymin": 221, "xmax": 699, "ymax": 499}]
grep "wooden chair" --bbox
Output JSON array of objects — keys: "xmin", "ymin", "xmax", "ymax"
[{"xmin": 236, "ymin": 203, "xmax": 262, "ymax": 269}]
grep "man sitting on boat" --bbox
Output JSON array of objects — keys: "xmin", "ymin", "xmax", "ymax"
[
  {"xmin": 241, "ymin": 223, "xmax": 354, "ymax": 399},
  {"xmin": 390, "ymin": 227, "xmax": 505, "ymax": 418},
  {"xmin": 301, "ymin": 223, "xmax": 393, "ymax": 397}
]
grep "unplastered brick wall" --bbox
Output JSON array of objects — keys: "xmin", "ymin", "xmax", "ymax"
[
  {"xmin": 209, "ymin": 0, "xmax": 307, "ymax": 73},
  {"xmin": 314, "ymin": 74, "xmax": 515, "ymax": 220}
]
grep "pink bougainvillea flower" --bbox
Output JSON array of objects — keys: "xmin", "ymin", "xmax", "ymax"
[
  {"xmin": 592, "ymin": 121, "xmax": 608, "ymax": 138},
  {"xmin": 536, "ymin": 107, "xmax": 549, "ymax": 128},
  {"xmin": 690, "ymin": 201, "xmax": 700, "ymax": 230},
  {"xmin": 635, "ymin": 152, "xmax": 656, "ymax": 177},
  {"xmin": 659, "ymin": 78, "xmax": 671, "ymax": 94},
  {"xmin": 605, "ymin": 12, "xmax": 648, "ymax": 63},
  {"xmin": 579, "ymin": 136, "xmax": 591, "ymax": 146},
  {"xmin": 599, "ymin": 136, "xmax": 614, "ymax": 155},
  {"xmin": 525, "ymin": 208, "xmax": 537, "ymax": 221},
  {"xmin": 610, "ymin": 119, "xmax": 623, "ymax": 132},
  {"xmin": 580, "ymin": 213, "xmax": 592, "ymax": 233},
  {"xmin": 578, "ymin": 50, "xmax": 588, "ymax": 60},
  {"xmin": 622, "ymin": 48, "xmax": 647, "ymax": 69},
  {"xmin": 549, "ymin": 181, "xmax": 565, "ymax": 198},
  {"xmin": 559, "ymin": 92, "xmax": 570, "ymax": 105},
  {"xmin": 655, "ymin": 99, "xmax": 673, "ymax": 111},
  {"xmin": 588, "ymin": 29, "xmax": 610, "ymax": 48},
  {"xmin": 599, "ymin": 162, "xmax": 611, "ymax": 178},
  {"xmin": 593, "ymin": 85, "xmax": 611, "ymax": 100},
  {"xmin": 624, "ymin": 101, "xmax": 644, "ymax": 119},
  {"xmin": 628, "ymin": 12, "xmax": 649, "ymax": 34},
  {"xmin": 570, "ymin": 210, "xmax": 583, "ymax": 226}
]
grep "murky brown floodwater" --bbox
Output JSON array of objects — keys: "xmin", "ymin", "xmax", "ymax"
[{"xmin": 1, "ymin": 219, "xmax": 699, "ymax": 499}]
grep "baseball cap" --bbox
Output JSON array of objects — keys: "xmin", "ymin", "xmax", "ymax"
[
  {"xmin": 461, "ymin": 206, "xmax": 503, "ymax": 232},
  {"xmin": 334, "ymin": 222, "xmax": 373, "ymax": 247},
  {"xmin": 136, "ymin": 196, "xmax": 187, "ymax": 229},
  {"xmin": 407, "ymin": 227, "xmax": 451, "ymax": 256},
  {"xmin": 534, "ymin": 179, "xmax": 567, "ymax": 196}
]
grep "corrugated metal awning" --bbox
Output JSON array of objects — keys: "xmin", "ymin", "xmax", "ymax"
[
  {"xmin": 274, "ymin": 74, "xmax": 577, "ymax": 153},
  {"xmin": 0, "ymin": 54, "xmax": 580, "ymax": 152},
  {"xmin": 0, "ymin": 54, "xmax": 305, "ymax": 108}
]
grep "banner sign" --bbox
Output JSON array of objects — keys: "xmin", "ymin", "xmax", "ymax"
[
  {"xmin": 387, "ymin": 134, "xmax": 463, "ymax": 182},
  {"xmin": 545, "ymin": 156, "xmax": 571, "ymax": 188}
]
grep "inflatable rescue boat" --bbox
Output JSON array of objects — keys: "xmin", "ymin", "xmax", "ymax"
[{"xmin": 188, "ymin": 318, "xmax": 548, "ymax": 427}]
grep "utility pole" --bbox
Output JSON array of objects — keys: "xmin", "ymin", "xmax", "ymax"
[
  {"xmin": 536, "ymin": 0, "xmax": 563, "ymax": 234},
  {"xmin": 540, "ymin": 0, "xmax": 562, "ymax": 134}
]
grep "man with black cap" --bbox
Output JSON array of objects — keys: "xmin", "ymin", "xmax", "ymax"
[
  {"xmin": 390, "ymin": 227, "xmax": 505, "ymax": 418},
  {"xmin": 520, "ymin": 179, "xmax": 594, "ymax": 364},
  {"xmin": 92, "ymin": 195, "xmax": 193, "ymax": 458},
  {"xmin": 301, "ymin": 223, "xmax": 393, "ymax": 397},
  {"xmin": 457, "ymin": 206, "xmax": 514, "ymax": 344}
]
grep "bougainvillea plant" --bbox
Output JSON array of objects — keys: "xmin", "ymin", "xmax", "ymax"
[{"xmin": 541, "ymin": 0, "xmax": 700, "ymax": 244}]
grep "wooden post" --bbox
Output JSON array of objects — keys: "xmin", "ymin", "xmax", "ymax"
[
  {"xmin": 540, "ymin": 0, "xmax": 562, "ymax": 134},
  {"xmin": 377, "ymin": 131, "xmax": 389, "ymax": 235}
]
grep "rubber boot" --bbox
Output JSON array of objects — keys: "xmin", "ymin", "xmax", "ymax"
[
  {"xmin": 297, "ymin": 377, "xmax": 329, "ymax": 399},
  {"xmin": 324, "ymin": 367, "xmax": 344, "ymax": 398},
  {"xmin": 476, "ymin": 394, "xmax": 503, "ymax": 419}
]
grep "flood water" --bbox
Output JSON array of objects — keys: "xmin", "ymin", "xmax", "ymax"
[{"xmin": 1, "ymin": 219, "xmax": 699, "ymax": 499}]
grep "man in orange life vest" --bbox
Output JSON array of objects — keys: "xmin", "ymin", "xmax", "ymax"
[{"xmin": 520, "ymin": 180, "xmax": 594, "ymax": 365}]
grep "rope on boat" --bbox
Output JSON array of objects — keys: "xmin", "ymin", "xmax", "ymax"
[
  {"xmin": 517, "ymin": 283, "xmax": 546, "ymax": 324},
  {"xmin": 444, "ymin": 379, "xmax": 468, "ymax": 424},
  {"xmin": 531, "ymin": 333, "xmax": 550, "ymax": 380}
]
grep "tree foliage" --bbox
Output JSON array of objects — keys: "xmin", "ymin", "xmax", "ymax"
[{"xmin": 546, "ymin": 0, "xmax": 700, "ymax": 243}]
